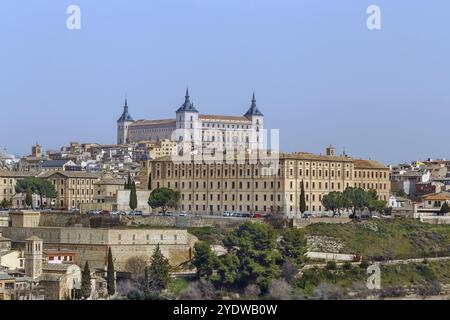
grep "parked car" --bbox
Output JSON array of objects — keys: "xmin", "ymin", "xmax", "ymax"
[
  {"xmin": 223, "ymin": 211, "xmax": 232, "ymax": 217},
  {"xmin": 302, "ymin": 213, "xmax": 313, "ymax": 219},
  {"xmin": 253, "ymin": 213, "xmax": 263, "ymax": 219},
  {"xmin": 100, "ymin": 210, "xmax": 110, "ymax": 216},
  {"xmin": 87, "ymin": 210, "xmax": 100, "ymax": 216},
  {"xmin": 110, "ymin": 211, "xmax": 120, "ymax": 216},
  {"xmin": 133, "ymin": 211, "xmax": 143, "ymax": 216},
  {"xmin": 178, "ymin": 211, "xmax": 188, "ymax": 217}
]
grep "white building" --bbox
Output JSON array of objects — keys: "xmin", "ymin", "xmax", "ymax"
[{"xmin": 117, "ymin": 89, "xmax": 265, "ymax": 153}]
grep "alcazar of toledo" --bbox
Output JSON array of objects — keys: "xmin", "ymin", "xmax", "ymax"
[{"xmin": 117, "ymin": 89, "xmax": 265, "ymax": 151}]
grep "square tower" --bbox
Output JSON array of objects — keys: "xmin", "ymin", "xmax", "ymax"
[{"xmin": 24, "ymin": 236, "xmax": 43, "ymax": 279}]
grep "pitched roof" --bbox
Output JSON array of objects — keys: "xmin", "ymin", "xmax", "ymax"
[
  {"xmin": 41, "ymin": 160, "xmax": 73, "ymax": 168},
  {"xmin": 176, "ymin": 88, "xmax": 199, "ymax": 113},
  {"xmin": 25, "ymin": 235, "xmax": 42, "ymax": 241},
  {"xmin": 353, "ymin": 159, "xmax": 388, "ymax": 170},
  {"xmin": 281, "ymin": 152, "xmax": 354, "ymax": 162},
  {"xmin": 129, "ymin": 119, "xmax": 176, "ymax": 127},
  {"xmin": 38, "ymin": 171, "xmax": 101, "ymax": 179},
  {"xmin": 422, "ymin": 192, "xmax": 450, "ymax": 201},
  {"xmin": 199, "ymin": 114, "xmax": 251, "ymax": 122},
  {"xmin": 117, "ymin": 99, "xmax": 134, "ymax": 122},
  {"xmin": 243, "ymin": 93, "xmax": 263, "ymax": 118}
]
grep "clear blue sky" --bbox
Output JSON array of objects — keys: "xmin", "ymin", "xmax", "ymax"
[{"xmin": 1, "ymin": 0, "xmax": 449, "ymax": 164}]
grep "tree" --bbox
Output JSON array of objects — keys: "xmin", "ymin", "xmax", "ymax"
[
  {"xmin": 321, "ymin": 192, "xmax": 341, "ymax": 216},
  {"xmin": 129, "ymin": 181, "xmax": 138, "ymax": 211},
  {"xmin": 439, "ymin": 202, "xmax": 450, "ymax": 216},
  {"xmin": 107, "ymin": 247, "xmax": 115, "ymax": 296},
  {"xmin": 299, "ymin": 180, "xmax": 306, "ymax": 213},
  {"xmin": 279, "ymin": 228, "xmax": 308, "ymax": 267},
  {"xmin": 25, "ymin": 185, "xmax": 33, "ymax": 208},
  {"xmin": 267, "ymin": 279, "xmax": 292, "ymax": 300},
  {"xmin": 80, "ymin": 261, "xmax": 92, "ymax": 299},
  {"xmin": 124, "ymin": 256, "xmax": 147, "ymax": 279},
  {"xmin": 148, "ymin": 244, "xmax": 171, "ymax": 292},
  {"xmin": 15, "ymin": 177, "xmax": 57, "ymax": 208},
  {"xmin": 222, "ymin": 222, "xmax": 281, "ymax": 290},
  {"xmin": 192, "ymin": 241, "xmax": 219, "ymax": 278},
  {"xmin": 216, "ymin": 252, "xmax": 241, "ymax": 287},
  {"xmin": 143, "ymin": 266, "xmax": 150, "ymax": 296},
  {"xmin": 147, "ymin": 174, "xmax": 152, "ymax": 191},
  {"xmin": 124, "ymin": 172, "xmax": 132, "ymax": 190},
  {"xmin": 0, "ymin": 199, "xmax": 11, "ymax": 209},
  {"xmin": 343, "ymin": 187, "xmax": 370, "ymax": 218},
  {"xmin": 368, "ymin": 199, "xmax": 387, "ymax": 214},
  {"xmin": 148, "ymin": 188, "xmax": 180, "ymax": 214}
]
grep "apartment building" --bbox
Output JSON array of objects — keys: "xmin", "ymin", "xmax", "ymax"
[{"xmin": 38, "ymin": 171, "xmax": 101, "ymax": 209}]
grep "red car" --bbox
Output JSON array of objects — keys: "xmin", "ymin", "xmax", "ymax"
[
  {"xmin": 253, "ymin": 213, "xmax": 263, "ymax": 219},
  {"xmin": 100, "ymin": 210, "xmax": 110, "ymax": 216}
]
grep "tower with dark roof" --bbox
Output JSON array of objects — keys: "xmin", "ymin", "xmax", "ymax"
[
  {"xmin": 117, "ymin": 98, "xmax": 135, "ymax": 145},
  {"xmin": 175, "ymin": 88, "xmax": 200, "ymax": 145},
  {"xmin": 244, "ymin": 93, "xmax": 264, "ymax": 149}
]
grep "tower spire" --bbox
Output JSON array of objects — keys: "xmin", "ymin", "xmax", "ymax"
[
  {"xmin": 176, "ymin": 88, "xmax": 198, "ymax": 113},
  {"xmin": 244, "ymin": 92, "xmax": 263, "ymax": 118}
]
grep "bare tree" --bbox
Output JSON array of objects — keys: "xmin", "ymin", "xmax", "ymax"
[
  {"xmin": 312, "ymin": 283, "xmax": 344, "ymax": 300},
  {"xmin": 243, "ymin": 284, "xmax": 261, "ymax": 299},
  {"xmin": 124, "ymin": 256, "xmax": 148, "ymax": 279},
  {"xmin": 179, "ymin": 279, "xmax": 215, "ymax": 300},
  {"xmin": 267, "ymin": 279, "xmax": 292, "ymax": 300}
]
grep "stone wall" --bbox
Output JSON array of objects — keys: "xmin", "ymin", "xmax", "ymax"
[
  {"xmin": 39, "ymin": 212, "xmax": 90, "ymax": 228},
  {"xmin": 124, "ymin": 215, "xmax": 258, "ymax": 229},
  {"xmin": 293, "ymin": 217, "xmax": 350, "ymax": 228},
  {"xmin": 38, "ymin": 212, "xmax": 255, "ymax": 229},
  {"xmin": 0, "ymin": 226, "xmax": 196, "ymax": 270}
]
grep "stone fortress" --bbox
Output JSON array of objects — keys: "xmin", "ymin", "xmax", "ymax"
[
  {"xmin": 0, "ymin": 211, "xmax": 196, "ymax": 270},
  {"xmin": 117, "ymin": 89, "xmax": 265, "ymax": 152}
]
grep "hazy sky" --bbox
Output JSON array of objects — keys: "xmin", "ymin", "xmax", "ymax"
[{"xmin": 1, "ymin": 0, "xmax": 449, "ymax": 164}]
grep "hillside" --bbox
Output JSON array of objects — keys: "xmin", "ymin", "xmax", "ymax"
[{"xmin": 301, "ymin": 218, "xmax": 450, "ymax": 261}]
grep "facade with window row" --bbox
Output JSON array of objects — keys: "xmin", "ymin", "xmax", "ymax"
[{"xmin": 146, "ymin": 150, "xmax": 390, "ymax": 216}]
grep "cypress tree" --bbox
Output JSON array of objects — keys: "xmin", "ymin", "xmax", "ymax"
[
  {"xmin": 299, "ymin": 180, "xmax": 306, "ymax": 214},
  {"xmin": 148, "ymin": 244, "xmax": 171, "ymax": 292},
  {"xmin": 126, "ymin": 172, "xmax": 132, "ymax": 190},
  {"xmin": 129, "ymin": 181, "xmax": 138, "ymax": 211},
  {"xmin": 107, "ymin": 247, "xmax": 115, "ymax": 296},
  {"xmin": 81, "ymin": 261, "xmax": 92, "ymax": 299},
  {"xmin": 25, "ymin": 185, "xmax": 33, "ymax": 208},
  {"xmin": 143, "ymin": 266, "xmax": 150, "ymax": 296}
]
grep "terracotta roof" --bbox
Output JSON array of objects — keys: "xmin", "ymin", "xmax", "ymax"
[
  {"xmin": 353, "ymin": 159, "xmax": 388, "ymax": 170},
  {"xmin": 129, "ymin": 119, "xmax": 176, "ymax": 127},
  {"xmin": 0, "ymin": 170, "xmax": 34, "ymax": 178},
  {"xmin": 199, "ymin": 114, "xmax": 251, "ymax": 122},
  {"xmin": 38, "ymin": 170, "xmax": 101, "ymax": 179},
  {"xmin": 280, "ymin": 152, "xmax": 354, "ymax": 162},
  {"xmin": 423, "ymin": 193, "xmax": 450, "ymax": 201}
]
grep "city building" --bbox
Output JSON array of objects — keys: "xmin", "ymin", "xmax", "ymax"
[
  {"xmin": 148, "ymin": 148, "xmax": 390, "ymax": 216},
  {"xmin": 117, "ymin": 90, "xmax": 264, "ymax": 152},
  {"xmin": 37, "ymin": 171, "xmax": 101, "ymax": 209}
]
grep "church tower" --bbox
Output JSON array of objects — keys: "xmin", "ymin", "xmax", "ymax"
[
  {"xmin": 244, "ymin": 93, "xmax": 264, "ymax": 150},
  {"xmin": 24, "ymin": 235, "xmax": 43, "ymax": 280},
  {"xmin": 117, "ymin": 99, "xmax": 134, "ymax": 145},
  {"xmin": 175, "ymin": 88, "xmax": 200, "ymax": 147}
]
